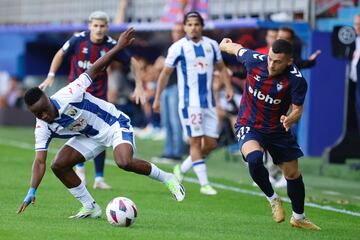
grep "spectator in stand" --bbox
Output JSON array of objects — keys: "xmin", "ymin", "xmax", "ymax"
[{"xmin": 0, "ymin": 72, "xmax": 23, "ymax": 109}]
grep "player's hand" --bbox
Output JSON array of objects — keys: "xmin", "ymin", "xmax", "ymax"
[
  {"xmin": 152, "ymin": 98, "xmax": 160, "ymax": 113},
  {"xmin": 116, "ymin": 27, "xmax": 135, "ymax": 49},
  {"xmin": 39, "ymin": 76, "xmax": 55, "ymax": 91},
  {"xmin": 280, "ymin": 115, "xmax": 290, "ymax": 131},
  {"xmin": 17, "ymin": 188, "xmax": 36, "ymax": 214},
  {"xmin": 132, "ymin": 85, "xmax": 146, "ymax": 105},
  {"xmin": 219, "ymin": 38, "xmax": 233, "ymax": 52},
  {"xmin": 308, "ymin": 50, "xmax": 321, "ymax": 61}
]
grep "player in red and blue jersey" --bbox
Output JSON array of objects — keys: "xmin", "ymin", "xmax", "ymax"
[
  {"xmin": 39, "ymin": 11, "xmax": 145, "ymax": 190},
  {"xmin": 220, "ymin": 38, "xmax": 320, "ymax": 230}
]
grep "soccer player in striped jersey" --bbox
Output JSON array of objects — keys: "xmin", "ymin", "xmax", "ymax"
[
  {"xmin": 39, "ymin": 11, "xmax": 146, "ymax": 190},
  {"xmin": 17, "ymin": 28, "xmax": 185, "ymax": 218},
  {"xmin": 219, "ymin": 38, "xmax": 320, "ymax": 230},
  {"xmin": 153, "ymin": 11, "xmax": 233, "ymax": 195}
]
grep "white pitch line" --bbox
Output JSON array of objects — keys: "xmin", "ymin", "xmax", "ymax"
[{"xmin": 1, "ymin": 138, "xmax": 359, "ymax": 217}]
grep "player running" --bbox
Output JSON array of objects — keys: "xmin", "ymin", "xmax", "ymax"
[{"xmin": 219, "ymin": 37, "xmax": 320, "ymax": 230}]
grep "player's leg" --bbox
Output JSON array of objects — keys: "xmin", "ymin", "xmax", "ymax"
[
  {"xmin": 74, "ymin": 162, "xmax": 87, "ymax": 186},
  {"xmin": 52, "ymin": 137, "xmax": 104, "ymax": 218},
  {"xmin": 112, "ymin": 128, "xmax": 185, "ymax": 201},
  {"xmin": 278, "ymin": 160, "xmax": 320, "ymax": 230},
  {"xmin": 92, "ymin": 150, "xmax": 112, "ymax": 189},
  {"xmin": 168, "ymin": 85, "xmax": 183, "ymax": 159}
]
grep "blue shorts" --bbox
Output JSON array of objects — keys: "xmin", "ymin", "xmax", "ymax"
[{"xmin": 235, "ymin": 125, "xmax": 303, "ymax": 164}]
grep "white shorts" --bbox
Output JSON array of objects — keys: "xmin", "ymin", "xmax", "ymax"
[
  {"xmin": 179, "ymin": 106, "xmax": 219, "ymax": 138},
  {"xmin": 65, "ymin": 125, "xmax": 136, "ymax": 161}
]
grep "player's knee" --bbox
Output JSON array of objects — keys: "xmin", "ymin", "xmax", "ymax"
[
  {"xmin": 115, "ymin": 157, "xmax": 132, "ymax": 171},
  {"xmin": 51, "ymin": 159, "xmax": 64, "ymax": 172},
  {"xmin": 283, "ymin": 169, "xmax": 301, "ymax": 180},
  {"xmin": 246, "ymin": 150, "xmax": 264, "ymax": 168}
]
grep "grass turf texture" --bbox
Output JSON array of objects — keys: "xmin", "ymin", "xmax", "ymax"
[{"xmin": 0, "ymin": 127, "xmax": 359, "ymax": 240}]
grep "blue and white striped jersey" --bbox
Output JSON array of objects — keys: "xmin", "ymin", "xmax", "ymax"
[
  {"xmin": 165, "ymin": 36, "xmax": 222, "ymax": 108},
  {"xmin": 34, "ymin": 73, "xmax": 131, "ymax": 151}
]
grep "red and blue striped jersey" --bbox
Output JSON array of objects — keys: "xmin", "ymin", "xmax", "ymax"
[
  {"xmin": 235, "ymin": 48, "xmax": 307, "ymax": 133},
  {"xmin": 62, "ymin": 31, "xmax": 131, "ymax": 100}
]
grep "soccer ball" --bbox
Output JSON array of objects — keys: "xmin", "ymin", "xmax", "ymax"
[{"xmin": 106, "ymin": 197, "xmax": 138, "ymax": 227}]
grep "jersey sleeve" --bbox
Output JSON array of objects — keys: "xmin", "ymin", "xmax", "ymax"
[
  {"xmin": 164, "ymin": 43, "xmax": 181, "ymax": 68},
  {"xmin": 236, "ymin": 48, "xmax": 267, "ymax": 70},
  {"xmin": 62, "ymin": 33, "xmax": 81, "ymax": 57},
  {"xmin": 210, "ymin": 40, "xmax": 223, "ymax": 63},
  {"xmin": 289, "ymin": 66, "xmax": 308, "ymax": 105},
  {"xmin": 34, "ymin": 119, "xmax": 52, "ymax": 151}
]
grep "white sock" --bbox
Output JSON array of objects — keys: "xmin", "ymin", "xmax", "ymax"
[
  {"xmin": 266, "ymin": 192, "xmax": 279, "ymax": 202},
  {"xmin": 94, "ymin": 176, "xmax": 104, "ymax": 182},
  {"xmin": 180, "ymin": 155, "xmax": 193, "ymax": 173},
  {"xmin": 292, "ymin": 211, "xmax": 305, "ymax": 220},
  {"xmin": 192, "ymin": 159, "xmax": 209, "ymax": 186},
  {"xmin": 149, "ymin": 163, "xmax": 171, "ymax": 182},
  {"xmin": 68, "ymin": 182, "xmax": 96, "ymax": 209}
]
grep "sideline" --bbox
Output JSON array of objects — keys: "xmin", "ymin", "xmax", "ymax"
[{"xmin": 1, "ymin": 138, "xmax": 359, "ymax": 217}]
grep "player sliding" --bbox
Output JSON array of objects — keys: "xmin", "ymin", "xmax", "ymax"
[
  {"xmin": 219, "ymin": 38, "xmax": 320, "ymax": 230},
  {"xmin": 17, "ymin": 28, "xmax": 185, "ymax": 219}
]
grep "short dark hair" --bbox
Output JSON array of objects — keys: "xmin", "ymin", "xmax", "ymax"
[
  {"xmin": 24, "ymin": 87, "xmax": 44, "ymax": 106},
  {"xmin": 279, "ymin": 27, "xmax": 295, "ymax": 40},
  {"xmin": 183, "ymin": 11, "xmax": 204, "ymax": 26},
  {"xmin": 272, "ymin": 39, "xmax": 293, "ymax": 56}
]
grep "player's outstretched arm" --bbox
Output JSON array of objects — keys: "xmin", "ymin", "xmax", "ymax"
[
  {"xmin": 86, "ymin": 27, "xmax": 135, "ymax": 81},
  {"xmin": 17, "ymin": 151, "xmax": 48, "ymax": 214},
  {"xmin": 39, "ymin": 49, "xmax": 65, "ymax": 90},
  {"xmin": 219, "ymin": 38, "xmax": 244, "ymax": 56},
  {"xmin": 152, "ymin": 66, "xmax": 174, "ymax": 113}
]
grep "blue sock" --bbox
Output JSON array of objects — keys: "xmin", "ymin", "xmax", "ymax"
[
  {"xmin": 287, "ymin": 175, "xmax": 305, "ymax": 214},
  {"xmin": 94, "ymin": 151, "xmax": 106, "ymax": 177},
  {"xmin": 246, "ymin": 150, "xmax": 274, "ymax": 197}
]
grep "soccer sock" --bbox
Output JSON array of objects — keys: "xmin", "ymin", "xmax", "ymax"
[
  {"xmin": 287, "ymin": 174, "xmax": 305, "ymax": 215},
  {"xmin": 68, "ymin": 182, "xmax": 96, "ymax": 209},
  {"xmin": 246, "ymin": 150, "xmax": 274, "ymax": 197},
  {"xmin": 149, "ymin": 163, "xmax": 171, "ymax": 182},
  {"xmin": 94, "ymin": 151, "xmax": 106, "ymax": 177},
  {"xmin": 192, "ymin": 159, "xmax": 209, "ymax": 186},
  {"xmin": 266, "ymin": 192, "xmax": 279, "ymax": 202},
  {"xmin": 180, "ymin": 155, "xmax": 193, "ymax": 173}
]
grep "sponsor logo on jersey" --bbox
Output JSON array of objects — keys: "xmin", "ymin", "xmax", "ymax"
[
  {"xmin": 68, "ymin": 118, "xmax": 87, "ymax": 131},
  {"xmin": 77, "ymin": 60, "xmax": 92, "ymax": 70},
  {"xmin": 248, "ymin": 86, "xmax": 281, "ymax": 104}
]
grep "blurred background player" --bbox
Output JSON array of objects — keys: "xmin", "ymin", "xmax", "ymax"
[
  {"xmin": 18, "ymin": 28, "xmax": 185, "ymax": 217},
  {"xmin": 220, "ymin": 38, "xmax": 320, "ymax": 230},
  {"xmin": 152, "ymin": 22, "xmax": 185, "ymax": 162},
  {"xmin": 255, "ymin": 28, "xmax": 278, "ymax": 55},
  {"xmin": 153, "ymin": 11, "xmax": 233, "ymax": 195},
  {"xmin": 38, "ymin": 11, "xmax": 145, "ymax": 189}
]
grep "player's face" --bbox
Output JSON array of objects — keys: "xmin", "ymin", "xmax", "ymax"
[
  {"xmin": 354, "ymin": 15, "xmax": 360, "ymax": 36},
  {"xmin": 277, "ymin": 30, "xmax": 293, "ymax": 43},
  {"xmin": 267, "ymin": 48, "xmax": 293, "ymax": 77},
  {"xmin": 184, "ymin": 17, "xmax": 203, "ymax": 42},
  {"xmin": 88, "ymin": 19, "xmax": 108, "ymax": 43},
  {"xmin": 266, "ymin": 30, "xmax": 278, "ymax": 47},
  {"xmin": 28, "ymin": 95, "xmax": 57, "ymax": 124}
]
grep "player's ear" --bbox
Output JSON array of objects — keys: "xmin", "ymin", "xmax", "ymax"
[{"xmin": 287, "ymin": 57, "xmax": 294, "ymax": 66}]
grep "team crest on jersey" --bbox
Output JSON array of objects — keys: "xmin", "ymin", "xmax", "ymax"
[
  {"xmin": 205, "ymin": 47, "xmax": 212, "ymax": 53},
  {"xmin": 100, "ymin": 50, "xmax": 106, "ymax": 57},
  {"xmin": 66, "ymin": 108, "xmax": 78, "ymax": 117},
  {"xmin": 277, "ymin": 82, "xmax": 284, "ymax": 91},
  {"xmin": 82, "ymin": 48, "xmax": 88, "ymax": 54},
  {"xmin": 68, "ymin": 118, "xmax": 87, "ymax": 131}
]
